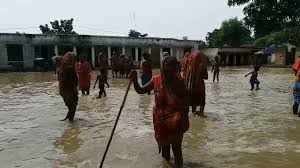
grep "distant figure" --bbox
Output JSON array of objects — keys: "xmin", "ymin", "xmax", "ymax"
[
  {"xmin": 140, "ymin": 53, "xmax": 153, "ymax": 94},
  {"xmin": 245, "ymin": 65, "xmax": 260, "ymax": 90},
  {"xmin": 111, "ymin": 52, "xmax": 119, "ymax": 78},
  {"xmin": 76, "ymin": 56, "xmax": 92, "ymax": 95},
  {"xmin": 125, "ymin": 56, "xmax": 134, "ymax": 78},
  {"xmin": 163, "ymin": 52, "xmax": 169, "ymax": 58},
  {"xmin": 98, "ymin": 53, "xmax": 108, "ymax": 70},
  {"xmin": 52, "ymin": 55, "xmax": 63, "ymax": 78},
  {"xmin": 93, "ymin": 69, "xmax": 110, "ymax": 98},
  {"xmin": 211, "ymin": 56, "xmax": 220, "ymax": 83},
  {"xmin": 293, "ymin": 57, "xmax": 300, "ymax": 116},
  {"xmin": 59, "ymin": 52, "xmax": 78, "ymax": 122},
  {"xmin": 119, "ymin": 54, "xmax": 126, "ymax": 78}
]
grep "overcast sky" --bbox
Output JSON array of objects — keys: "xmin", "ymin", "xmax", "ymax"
[{"xmin": 0, "ymin": 0, "xmax": 244, "ymax": 41}]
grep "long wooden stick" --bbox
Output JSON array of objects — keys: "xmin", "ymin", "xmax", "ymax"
[{"xmin": 99, "ymin": 80, "xmax": 132, "ymax": 168}]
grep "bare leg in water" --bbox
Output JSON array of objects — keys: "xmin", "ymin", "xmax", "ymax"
[
  {"xmin": 60, "ymin": 105, "xmax": 76, "ymax": 122},
  {"xmin": 172, "ymin": 142, "xmax": 183, "ymax": 167},
  {"xmin": 198, "ymin": 106, "xmax": 206, "ymax": 118}
]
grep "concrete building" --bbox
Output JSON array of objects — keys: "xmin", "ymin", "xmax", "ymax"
[
  {"xmin": 0, "ymin": 33, "xmax": 201, "ymax": 71},
  {"xmin": 200, "ymin": 47, "xmax": 261, "ymax": 66}
]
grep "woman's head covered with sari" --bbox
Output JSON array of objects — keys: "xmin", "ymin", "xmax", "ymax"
[
  {"xmin": 161, "ymin": 56, "xmax": 180, "ymax": 85},
  {"xmin": 62, "ymin": 52, "xmax": 76, "ymax": 67},
  {"xmin": 160, "ymin": 56, "xmax": 186, "ymax": 100}
]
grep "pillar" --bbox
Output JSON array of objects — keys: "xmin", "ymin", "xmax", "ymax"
[
  {"xmin": 176, "ymin": 48, "xmax": 180, "ymax": 59},
  {"xmin": 233, "ymin": 55, "xmax": 237, "ymax": 65},
  {"xmin": 122, "ymin": 47, "xmax": 126, "ymax": 55},
  {"xmin": 240, "ymin": 55, "xmax": 244, "ymax": 65},
  {"xmin": 0, "ymin": 44, "xmax": 8, "ymax": 65},
  {"xmin": 192, "ymin": 45, "xmax": 198, "ymax": 52},
  {"xmin": 91, "ymin": 46, "xmax": 95, "ymax": 68},
  {"xmin": 148, "ymin": 46, "xmax": 152, "ymax": 55},
  {"xmin": 225, "ymin": 54, "xmax": 229, "ymax": 66},
  {"xmin": 135, "ymin": 47, "xmax": 139, "ymax": 63},
  {"xmin": 160, "ymin": 48, "xmax": 163, "ymax": 61},
  {"xmin": 23, "ymin": 44, "xmax": 35, "ymax": 69},
  {"xmin": 54, "ymin": 45, "xmax": 58, "ymax": 56},
  {"xmin": 170, "ymin": 48, "xmax": 173, "ymax": 57},
  {"xmin": 73, "ymin": 46, "xmax": 77, "ymax": 55},
  {"xmin": 107, "ymin": 46, "xmax": 111, "ymax": 66}
]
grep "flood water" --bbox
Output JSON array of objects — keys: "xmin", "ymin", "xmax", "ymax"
[{"xmin": 0, "ymin": 67, "xmax": 298, "ymax": 168}]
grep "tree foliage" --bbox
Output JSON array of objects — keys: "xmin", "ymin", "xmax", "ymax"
[
  {"xmin": 206, "ymin": 18, "xmax": 252, "ymax": 47},
  {"xmin": 128, "ymin": 29, "xmax": 148, "ymax": 38},
  {"xmin": 228, "ymin": 0, "xmax": 300, "ymax": 38},
  {"xmin": 254, "ymin": 27, "xmax": 300, "ymax": 47},
  {"xmin": 182, "ymin": 36, "xmax": 188, "ymax": 40},
  {"xmin": 39, "ymin": 18, "xmax": 77, "ymax": 35}
]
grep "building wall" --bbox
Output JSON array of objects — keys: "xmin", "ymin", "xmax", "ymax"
[
  {"xmin": 200, "ymin": 48, "xmax": 218, "ymax": 60},
  {"xmin": 0, "ymin": 34, "xmax": 200, "ymax": 48},
  {"xmin": 0, "ymin": 43, "xmax": 8, "ymax": 65},
  {"xmin": 271, "ymin": 48, "xmax": 287, "ymax": 65},
  {"xmin": 0, "ymin": 33, "xmax": 200, "ymax": 70}
]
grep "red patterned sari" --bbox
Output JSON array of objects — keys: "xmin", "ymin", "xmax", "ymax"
[{"xmin": 152, "ymin": 64, "xmax": 189, "ymax": 145}]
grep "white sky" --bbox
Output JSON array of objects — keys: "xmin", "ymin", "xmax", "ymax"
[{"xmin": 0, "ymin": 0, "xmax": 244, "ymax": 41}]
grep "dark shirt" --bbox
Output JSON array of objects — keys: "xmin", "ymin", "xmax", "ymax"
[
  {"xmin": 96, "ymin": 74, "xmax": 108, "ymax": 88},
  {"xmin": 250, "ymin": 71, "xmax": 258, "ymax": 82}
]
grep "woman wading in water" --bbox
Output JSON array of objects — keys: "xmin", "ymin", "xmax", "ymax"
[{"xmin": 130, "ymin": 56, "xmax": 189, "ymax": 166}]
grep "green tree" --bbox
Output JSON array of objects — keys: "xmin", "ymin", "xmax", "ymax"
[
  {"xmin": 228, "ymin": 0, "xmax": 300, "ymax": 38},
  {"xmin": 206, "ymin": 18, "xmax": 252, "ymax": 47},
  {"xmin": 254, "ymin": 27, "xmax": 300, "ymax": 47},
  {"xmin": 39, "ymin": 18, "xmax": 77, "ymax": 35},
  {"xmin": 128, "ymin": 29, "xmax": 148, "ymax": 38}
]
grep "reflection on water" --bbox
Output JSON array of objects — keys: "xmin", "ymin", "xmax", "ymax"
[
  {"xmin": 0, "ymin": 67, "xmax": 299, "ymax": 168},
  {"xmin": 54, "ymin": 123, "xmax": 82, "ymax": 154}
]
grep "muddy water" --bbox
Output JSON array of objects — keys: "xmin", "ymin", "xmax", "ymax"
[{"xmin": 0, "ymin": 67, "xmax": 298, "ymax": 168}]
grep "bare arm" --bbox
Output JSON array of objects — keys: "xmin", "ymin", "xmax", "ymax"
[
  {"xmin": 245, "ymin": 71, "xmax": 253, "ymax": 77},
  {"xmin": 130, "ymin": 70, "xmax": 154, "ymax": 94}
]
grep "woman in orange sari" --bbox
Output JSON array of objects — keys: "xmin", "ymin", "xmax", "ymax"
[
  {"xmin": 76, "ymin": 56, "xmax": 92, "ymax": 95},
  {"xmin": 130, "ymin": 56, "xmax": 189, "ymax": 166}
]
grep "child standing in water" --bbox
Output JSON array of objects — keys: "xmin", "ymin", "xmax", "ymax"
[
  {"xmin": 245, "ymin": 65, "xmax": 260, "ymax": 90},
  {"xmin": 211, "ymin": 56, "xmax": 220, "ymax": 83},
  {"xmin": 93, "ymin": 69, "xmax": 109, "ymax": 98}
]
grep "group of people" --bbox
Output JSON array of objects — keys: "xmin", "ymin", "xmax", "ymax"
[
  {"xmin": 54, "ymin": 50, "xmax": 265, "ymax": 166},
  {"xmin": 129, "ymin": 51, "xmax": 215, "ymax": 166}
]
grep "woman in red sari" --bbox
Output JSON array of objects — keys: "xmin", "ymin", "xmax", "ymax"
[
  {"xmin": 181, "ymin": 52, "xmax": 191, "ymax": 79},
  {"xmin": 130, "ymin": 56, "xmax": 189, "ymax": 166},
  {"xmin": 76, "ymin": 56, "xmax": 92, "ymax": 95},
  {"xmin": 182, "ymin": 52, "xmax": 208, "ymax": 117}
]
